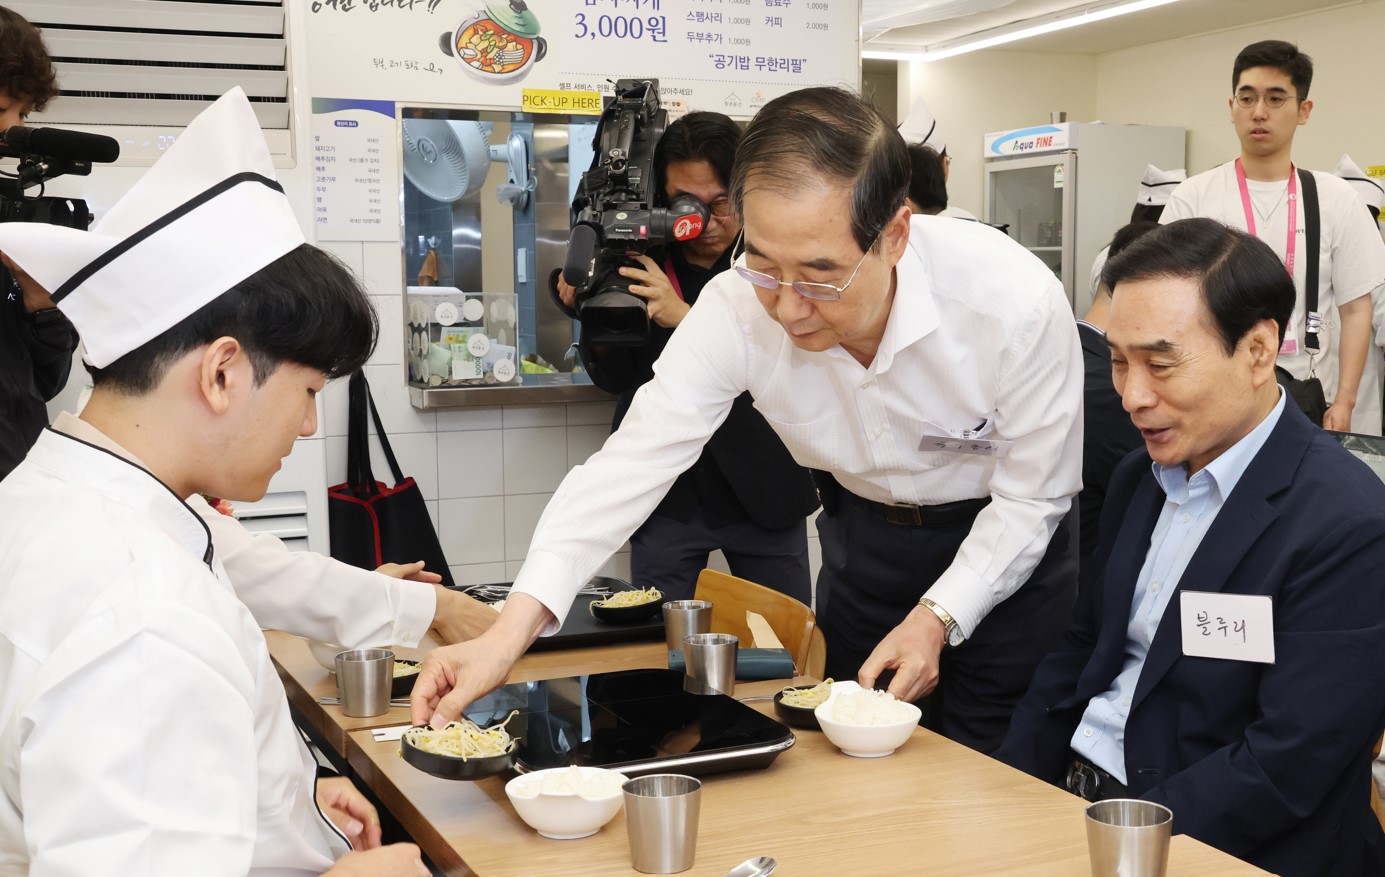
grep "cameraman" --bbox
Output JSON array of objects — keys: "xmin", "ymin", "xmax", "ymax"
[
  {"xmin": 558, "ymin": 111, "xmax": 817, "ymax": 603},
  {"xmin": 0, "ymin": 5, "xmax": 77, "ymax": 481}
]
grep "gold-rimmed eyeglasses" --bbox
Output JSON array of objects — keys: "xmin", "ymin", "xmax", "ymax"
[
  {"xmin": 731, "ymin": 230, "xmax": 880, "ymax": 302},
  {"xmin": 1233, "ymin": 90, "xmax": 1297, "ymax": 110}
]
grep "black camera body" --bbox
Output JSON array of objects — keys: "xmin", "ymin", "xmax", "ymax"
[
  {"xmin": 562, "ymin": 79, "xmax": 707, "ymax": 346},
  {"xmin": 0, "ymin": 125, "xmax": 121, "ymax": 230}
]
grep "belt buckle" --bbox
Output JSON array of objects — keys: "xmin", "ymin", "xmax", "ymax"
[
  {"xmin": 886, "ymin": 503, "xmax": 923, "ymax": 527},
  {"xmin": 1066, "ymin": 760, "xmax": 1101, "ymax": 802}
]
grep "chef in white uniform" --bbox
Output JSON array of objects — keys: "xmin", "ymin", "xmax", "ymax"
[
  {"xmin": 898, "ymin": 97, "xmax": 978, "ymax": 221},
  {"xmin": 0, "ymin": 89, "xmax": 426, "ymax": 876}
]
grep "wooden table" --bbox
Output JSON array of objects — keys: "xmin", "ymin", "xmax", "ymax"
[
  {"xmin": 260, "ymin": 632, "xmax": 1273, "ymax": 877},
  {"xmin": 267, "ymin": 630, "xmax": 670, "ymax": 763}
]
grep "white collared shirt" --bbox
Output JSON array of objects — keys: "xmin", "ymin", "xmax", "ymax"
[{"xmin": 513, "ymin": 216, "xmax": 1083, "ymax": 637}]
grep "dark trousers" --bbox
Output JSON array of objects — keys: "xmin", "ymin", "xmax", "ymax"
[
  {"xmin": 816, "ymin": 493, "xmax": 1077, "ymax": 755},
  {"xmin": 631, "ymin": 511, "xmax": 812, "ymax": 604}
]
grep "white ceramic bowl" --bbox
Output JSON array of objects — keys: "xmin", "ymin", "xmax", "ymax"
[
  {"xmin": 813, "ymin": 681, "xmax": 922, "ymax": 758},
  {"xmin": 307, "ymin": 640, "xmax": 346, "ymax": 672},
  {"xmin": 504, "ymin": 767, "xmax": 628, "ymax": 839}
]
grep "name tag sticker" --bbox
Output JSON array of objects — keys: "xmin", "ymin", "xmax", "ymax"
[
  {"xmin": 918, "ymin": 420, "xmax": 1012, "ymax": 458},
  {"xmin": 1179, "ymin": 591, "xmax": 1275, "ymax": 664}
]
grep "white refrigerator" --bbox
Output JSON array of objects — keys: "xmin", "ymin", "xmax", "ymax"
[{"xmin": 983, "ymin": 123, "xmax": 1184, "ymax": 314}]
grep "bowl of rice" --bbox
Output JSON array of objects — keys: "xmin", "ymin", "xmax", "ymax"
[
  {"xmin": 813, "ymin": 681, "xmax": 922, "ymax": 758},
  {"xmin": 504, "ymin": 766, "xmax": 629, "ymax": 839}
]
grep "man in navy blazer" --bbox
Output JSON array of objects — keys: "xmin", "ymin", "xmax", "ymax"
[{"xmin": 997, "ymin": 218, "xmax": 1385, "ymax": 877}]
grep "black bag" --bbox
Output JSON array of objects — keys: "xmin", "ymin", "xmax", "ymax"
[
  {"xmin": 1275, "ymin": 168, "xmax": 1326, "ymax": 427},
  {"xmin": 327, "ymin": 372, "xmax": 455, "ymax": 587}
]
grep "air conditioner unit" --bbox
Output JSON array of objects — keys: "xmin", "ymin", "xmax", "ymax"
[{"xmin": 13, "ymin": 0, "xmax": 292, "ymax": 165}]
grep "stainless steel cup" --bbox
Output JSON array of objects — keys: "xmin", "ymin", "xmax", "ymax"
[
  {"xmin": 662, "ymin": 600, "xmax": 712, "ymax": 652},
  {"xmin": 682, "ymin": 632, "xmax": 738, "ymax": 695},
  {"xmin": 623, "ymin": 774, "xmax": 702, "ymax": 874},
  {"xmin": 1085, "ymin": 798, "xmax": 1173, "ymax": 877},
  {"xmin": 335, "ymin": 648, "xmax": 395, "ymax": 717}
]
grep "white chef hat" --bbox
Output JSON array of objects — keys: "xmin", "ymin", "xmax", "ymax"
[
  {"xmin": 1134, "ymin": 165, "xmax": 1186, "ymax": 207},
  {"xmin": 1335, "ymin": 154, "xmax": 1383, "ymax": 217},
  {"xmin": 0, "ymin": 87, "xmax": 305, "ymax": 368},
  {"xmin": 898, "ymin": 97, "xmax": 946, "ymax": 155}
]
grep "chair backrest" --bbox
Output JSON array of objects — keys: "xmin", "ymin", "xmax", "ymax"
[{"xmin": 692, "ymin": 568, "xmax": 825, "ymax": 679}]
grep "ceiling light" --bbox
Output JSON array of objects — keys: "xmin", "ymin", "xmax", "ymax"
[{"xmin": 861, "ymin": 0, "xmax": 1185, "ymax": 61}]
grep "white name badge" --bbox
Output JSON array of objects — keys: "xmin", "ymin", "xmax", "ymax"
[
  {"xmin": 918, "ymin": 420, "xmax": 1013, "ymax": 458},
  {"xmin": 1179, "ymin": 591, "xmax": 1275, "ymax": 664}
]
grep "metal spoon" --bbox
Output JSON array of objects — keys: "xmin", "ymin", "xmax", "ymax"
[{"xmin": 724, "ymin": 856, "xmax": 776, "ymax": 877}]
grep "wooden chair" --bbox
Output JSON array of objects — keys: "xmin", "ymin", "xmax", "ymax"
[
  {"xmin": 692, "ymin": 568, "xmax": 825, "ymax": 679},
  {"xmin": 1373, "ymin": 733, "xmax": 1384, "ymax": 833}
]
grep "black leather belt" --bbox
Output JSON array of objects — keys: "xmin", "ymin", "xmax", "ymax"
[
  {"xmin": 1065, "ymin": 754, "xmax": 1130, "ymax": 803},
  {"xmin": 845, "ymin": 491, "xmax": 991, "ymax": 528}
]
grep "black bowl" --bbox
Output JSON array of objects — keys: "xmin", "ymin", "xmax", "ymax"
[
  {"xmin": 588, "ymin": 591, "xmax": 663, "ymax": 624},
  {"xmin": 390, "ymin": 660, "xmax": 422, "ymax": 698},
  {"xmin": 773, "ymin": 686, "xmax": 828, "ymax": 730},
  {"xmin": 399, "ymin": 727, "xmax": 516, "ymax": 780}
]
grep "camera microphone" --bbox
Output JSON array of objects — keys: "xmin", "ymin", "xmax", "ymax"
[
  {"xmin": 563, "ymin": 223, "xmax": 600, "ymax": 288},
  {"xmin": 1, "ymin": 125, "xmax": 120, "ymax": 163}
]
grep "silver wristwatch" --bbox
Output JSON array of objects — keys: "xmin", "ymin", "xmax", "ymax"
[{"xmin": 918, "ymin": 597, "xmax": 965, "ymax": 647}]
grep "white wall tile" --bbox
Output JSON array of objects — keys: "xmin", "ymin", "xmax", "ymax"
[
  {"xmin": 503, "ymin": 427, "xmax": 569, "ymax": 494},
  {"xmin": 438, "ymin": 497, "xmax": 506, "ymax": 566},
  {"xmin": 318, "ymin": 240, "xmax": 364, "ymax": 278},
  {"xmin": 323, "ymin": 363, "xmax": 435, "ymax": 438},
  {"xmin": 324, "ymin": 431, "xmax": 438, "ymax": 499},
  {"xmin": 426, "ymin": 499, "xmax": 439, "ymax": 533},
  {"xmin": 566, "ymin": 424, "xmax": 610, "ymax": 470},
  {"xmin": 437, "ymin": 430, "xmax": 505, "ymax": 498},
  {"xmin": 504, "ymin": 492, "xmax": 552, "ymax": 560},
  {"xmin": 504, "ymin": 560, "xmax": 526, "ymax": 580},
  {"xmin": 448, "ymin": 563, "xmax": 508, "ymax": 588},
  {"xmin": 436, "ymin": 406, "xmax": 504, "ymax": 432},
  {"xmin": 362, "ymin": 241, "xmax": 405, "ymax": 297},
  {"xmin": 502, "ymin": 404, "xmax": 567, "ymax": 429},
  {"xmin": 596, "ymin": 551, "xmax": 632, "ymax": 582},
  {"xmin": 368, "ymin": 294, "xmax": 404, "ymax": 368},
  {"xmin": 566, "ymin": 401, "xmax": 617, "ymax": 426}
]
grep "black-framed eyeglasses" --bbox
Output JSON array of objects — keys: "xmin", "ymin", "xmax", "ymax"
[
  {"xmin": 706, "ymin": 197, "xmax": 733, "ymax": 219},
  {"xmin": 1233, "ymin": 90, "xmax": 1297, "ymax": 109},
  {"xmin": 731, "ymin": 229, "xmax": 880, "ymax": 302}
]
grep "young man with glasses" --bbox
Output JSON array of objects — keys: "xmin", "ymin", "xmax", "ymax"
[
  {"xmin": 417, "ymin": 87, "xmax": 1084, "ymax": 757},
  {"xmin": 1162, "ymin": 40, "xmax": 1385, "ymax": 434},
  {"xmin": 558, "ymin": 111, "xmax": 817, "ymax": 604}
]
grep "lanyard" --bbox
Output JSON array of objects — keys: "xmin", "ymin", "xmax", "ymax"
[
  {"xmin": 664, "ymin": 253, "xmax": 685, "ymax": 302},
  {"xmin": 1235, "ymin": 158, "xmax": 1297, "ymax": 277}
]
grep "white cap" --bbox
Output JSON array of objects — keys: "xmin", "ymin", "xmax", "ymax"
[
  {"xmin": 1134, "ymin": 165, "xmax": 1186, "ymax": 207},
  {"xmin": 1335, "ymin": 154, "xmax": 1383, "ymax": 215},
  {"xmin": 898, "ymin": 97, "xmax": 946, "ymax": 154},
  {"xmin": 0, "ymin": 87, "xmax": 304, "ymax": 368}
]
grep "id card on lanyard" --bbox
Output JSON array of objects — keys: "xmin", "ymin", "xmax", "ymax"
[{"xmin": 1236, "ymin": 159, "xmax": 1300, "ymax": 355}]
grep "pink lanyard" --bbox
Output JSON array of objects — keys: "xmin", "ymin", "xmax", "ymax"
[
  {"xmin": 664, "ymin": 253, "xmax": 685, "ymax": 302},
  {"xmin": 1235, "ymin": 158, "xmax": 1298, "ymax": 277}
]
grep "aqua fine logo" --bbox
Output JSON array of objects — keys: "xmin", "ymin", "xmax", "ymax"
[{"xmin": 673, "ymin": 213, "xmax": 704, "ymax": 241}]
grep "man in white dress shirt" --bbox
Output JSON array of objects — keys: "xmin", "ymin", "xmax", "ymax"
[
  {"xmin": 415, "ymin": 87, "xmax": 1084, "ymax": 754},
  {"xmin": 1161, "ymin": 40, "xmax": 1385, "ymax": 435},
  {"xmin": 0, "ymin": 88, "xmax": 426, "ymax": 876}
]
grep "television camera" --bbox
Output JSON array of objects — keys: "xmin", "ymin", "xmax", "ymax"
[
  {"xmin": 561, "ymin": 78, "xmax": 708, "ymax": 346},
  {"xmin": 0, "ymin": 124, "xmax": 120, "ymax": 230}
]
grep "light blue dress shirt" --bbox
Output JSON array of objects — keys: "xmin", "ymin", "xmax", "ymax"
[{"xmin": 1072, "ymin": 389, "xmax": 1287, "ymax": 783}]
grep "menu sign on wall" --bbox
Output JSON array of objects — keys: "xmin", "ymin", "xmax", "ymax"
[
  {"xmin": 310, "ymin": 98, "xmax": 401, "ymax": 242},
  {"xmin": 304, "ymin": 0, "xmax": 858, "ymax": 118}
]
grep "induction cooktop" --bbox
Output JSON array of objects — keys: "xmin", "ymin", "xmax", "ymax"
[{"xmin": 461, "ymin": 668, "xmax": 795, "ymax": 777}]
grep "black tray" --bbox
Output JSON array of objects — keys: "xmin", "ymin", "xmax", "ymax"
[
  {"xmin": 452, "ymin": 576, "xmax": 665, "ymax": 652},
  {"xmin": 458, "ymin": 668, "xmax": 795, "ymax": 778}
]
